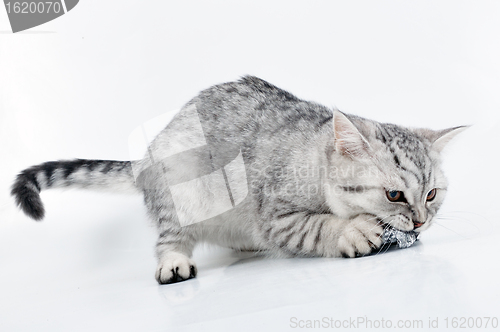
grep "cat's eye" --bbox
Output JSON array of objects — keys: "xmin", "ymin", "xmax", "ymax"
[
  {"xmin": 386, "ymin": 190, "xmax": 407, "ymax": 203},
  {"xmin": 426, "ymin": 188, "xmax": 437, "ymax": 202}
]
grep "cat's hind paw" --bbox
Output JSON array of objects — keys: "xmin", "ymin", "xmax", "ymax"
[
  {"xmin": 337, "ymin": 214, "xmax": 383, "ymax": 258},
  {"xmin": 155, "ymin": 252, "xmax": 197, "ymax": 284}
]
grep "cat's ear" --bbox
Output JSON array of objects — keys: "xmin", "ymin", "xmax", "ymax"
[
  {"xmin": 414, "ymin": 126, "xmax": 469, "ymax": 153},
  {"xmin": 333, "ymin": 110, "xmax": 371, "ymax": 157},
  {"xmin": 432, "ymin": 126, "xmax": 469, "ymax": 152}
]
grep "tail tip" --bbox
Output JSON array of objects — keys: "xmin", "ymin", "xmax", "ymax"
[{"xmin": 11, "ymin": 176, "xmax": 45, "ymax": 221}]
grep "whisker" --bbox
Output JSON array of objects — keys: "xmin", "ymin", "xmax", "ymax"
[
  {"xmin": 434, "ymin": 215, "xmax": 481, "ymax": 234},
  {"xmin": 373, "ymin": 222, "xmax": 393, "ymax": 256},
  {"xmin": 437, "ymin": 211, "xmax": 492, "ymax": 226},
  {"xmin": 433, "ymin": 221, "xmax": 473, "ymax": 240}
]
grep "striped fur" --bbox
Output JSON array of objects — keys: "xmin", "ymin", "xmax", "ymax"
[
  {"xmin": 11, "ymin": 76, "xmax": 466, "ymax": 284},
  {"xmin": 11, "ymin": 159, "xmax": 137, "ymax": 220}
]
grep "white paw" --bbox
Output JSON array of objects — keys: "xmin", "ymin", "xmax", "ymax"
[
  {"xmin": 155, "ymin": 252, "xmax": 197, "ymax": 284},
  {"xmin": 337, "ymin": 214, "xmax": 383, "ymax": 258}
]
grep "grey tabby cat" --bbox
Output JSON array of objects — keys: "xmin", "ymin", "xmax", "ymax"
[{"xmin": 11, "ymin": 76, "xmax": 465, "ymax": 284}]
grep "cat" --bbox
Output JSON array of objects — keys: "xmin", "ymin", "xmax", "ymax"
[{"xmin": 11, "ymin": 76, "xmax": 466, "ymax": 284}]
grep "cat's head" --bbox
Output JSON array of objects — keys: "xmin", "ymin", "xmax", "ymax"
[{"xmin": 326, "ymin": 110, "xmax": 467, "ymax": 233}]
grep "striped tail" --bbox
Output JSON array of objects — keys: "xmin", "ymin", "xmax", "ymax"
[{"xmin": 11, "ymin": 159, "xmax": 138, "ymax": 220}]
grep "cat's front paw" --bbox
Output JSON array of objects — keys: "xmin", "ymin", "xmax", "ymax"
[
  {"xmin": 337, "ymin": 214, "xmax": 383, "ymax": 258},
  {"xmin": 155, "ymin": 252, "xmax": 197, "ymax": 284}
]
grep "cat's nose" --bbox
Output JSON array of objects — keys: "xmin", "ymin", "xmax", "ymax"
[{"xmin": 413, "ymin": 221, "xmax": 424, "ymax": 229}]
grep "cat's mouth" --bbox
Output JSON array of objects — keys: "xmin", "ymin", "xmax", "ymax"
[
  {"xmin": 379, "ymin": 214, "xmax": 414, "ymax": 232},
  {"xmin": 379, "ymin": 214, "xmax": 432, "ymax": 233}
]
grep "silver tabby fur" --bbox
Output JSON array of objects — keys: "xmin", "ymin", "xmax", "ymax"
[{"xmin": 11, "ymin": 76, "xmax": 465, "ymax": 284}]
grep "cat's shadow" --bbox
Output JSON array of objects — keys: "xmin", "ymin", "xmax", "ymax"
[
  {"xmin": 370, "ymin": 239, "xmax": 423, "ymax": 256},
  {"xmin": 227, "ymin": 250, "xmax": 271, "ymax": 265}
]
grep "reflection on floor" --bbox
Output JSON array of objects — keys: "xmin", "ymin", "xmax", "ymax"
[{"xmin": 1, "ymin": 193, "xmax": 498, "ymax": 331}]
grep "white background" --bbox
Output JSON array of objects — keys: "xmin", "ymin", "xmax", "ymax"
[{"xmin": 1, "ymin": 1, "xmax": 499, "ymax": 331}]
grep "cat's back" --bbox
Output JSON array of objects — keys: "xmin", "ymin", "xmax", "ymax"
[
  {"xmin": 149, "ymin": 76, "xmax": 333, "ymax": 163},
  {"xmin": 194, "ymin": 76, "xmax": 333, "ymax": 136}
]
